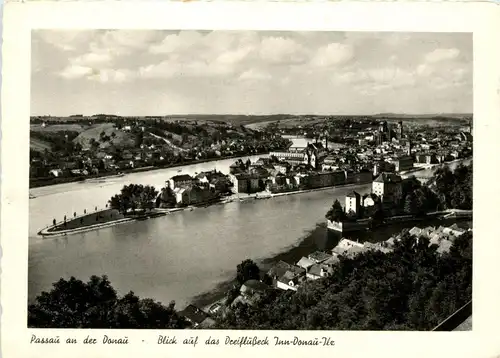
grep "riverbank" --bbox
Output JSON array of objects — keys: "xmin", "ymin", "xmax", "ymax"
[
  {"xmin": 38, "ymin": 209, "xmax": 168, "ymax": 237},
  {"xmin": 326, "ymin": 209, "xmax": 472, "ymax": 233},
  {"xmin": 36, "ymin": 181, "xmax": 369, "ymax": 237},
  {"xmin": 400, "ymin": 156, "xmax": 472, "ymax": 177},
  {"xmin": 29, "ymin": 151, "xmax": 277, "ymax": 189},
  {"xmin": 189, "ymin": 214, "xmax": 473, "ymax": 312}
]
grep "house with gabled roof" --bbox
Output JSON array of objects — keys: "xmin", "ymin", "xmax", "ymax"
[
  {"xmin": 372, "ymin": 172, "xmax": 403, "ymax": 203},
  {"xmin": 308, "ymin": 251, "xmax": 333, "ymax": 264},
  {"xmin": 167, "ymin": 174, "xmax": 194, "ymax": 189},
  {"xmin": 179, "ymin": 305, "xmax": 215, "ymax": 328}
]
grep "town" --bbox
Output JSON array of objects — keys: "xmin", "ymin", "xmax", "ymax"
[
  {"xmin": 157, "ymin": 116, "xmax": 472, "ymax": 207},
  {"xmin": 36, "ymin": 115, "xmax": 473, "ymax": 237},
  {"xmin": 29, "ymin": 115, "xmax": 471, "ymax": 191}
]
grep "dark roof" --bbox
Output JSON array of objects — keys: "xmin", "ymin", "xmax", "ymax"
[
  {"xmin": 242, "ymin": 279, "xmax": 270, "ymax": 292},
  {"xmin": 363, "ymin": 193, "xmax": 379, "ymax": 201},
  {"xmin": 373, "ymin": 172, "xmax": 402, "ymax": 184},
  {"xmin": 346, "ymin": 190, "xmax": 361, "ymax": 198},
  {"xmin": 179, "ymin": 305, "xmax": 209, "ymax": 324},
  {"xmin": 308, "ymin": 263, "xmax": 330, "ymax": 277},
  {"xmin": 170, "ymin": 174, "xmax": 193, "ymax": 182},
  {"xmin": 267, "ymin": 261, "xmax": 304, "ymax": 278},
  {"xmin": 308, "ymin": 251, "xmax": 332, "ymax": 263}
]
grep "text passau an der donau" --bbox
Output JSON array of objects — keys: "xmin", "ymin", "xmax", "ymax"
[{"xmin": 30, "ymin": 334, "xmax": 335, "ymax": 347}]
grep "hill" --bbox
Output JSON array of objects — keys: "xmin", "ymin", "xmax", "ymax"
[
  {"xmin": 73, "ymin": 123, "xmax": 136, "ymax": 150},
  {"xmin": 30, "ymin": 137, "xmax": 53, "ymax": 152}
]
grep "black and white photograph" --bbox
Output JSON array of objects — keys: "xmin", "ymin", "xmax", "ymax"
[{"xmin": 26, "ymin": 29, "xmax": 474, "ymax": 331}]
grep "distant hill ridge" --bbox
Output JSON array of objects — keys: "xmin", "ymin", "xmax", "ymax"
[{"xmin": 373, "ymin": 113, "xmax": 472, "ymax": 119}]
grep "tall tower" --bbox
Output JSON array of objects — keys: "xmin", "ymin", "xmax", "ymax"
[
  {"xmin": 407, "ymin": 140, "xmax": 412, "ymax": 156},
  {"xmin": 397, "ymin": 121, "xmax": 403, "ymax": 139}
]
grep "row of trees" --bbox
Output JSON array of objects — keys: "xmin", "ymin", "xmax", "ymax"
[
  {"xmin": 325, "ymin": 163, "xmax": 473, "ymax": 223},
  {"xmin": 215, "ymin": 231, "xmax": 472, "ymax": 330},
  {"xmin": 431, "ymin": 163, "xmax": 472, "ymax": 210},
  {"xmin": 28, "ymin": 275, "xmax": 188, "ymax": 328},
  {"xmin": 108, "ymin": 184, "xmax": 159, "ymax": 214}
]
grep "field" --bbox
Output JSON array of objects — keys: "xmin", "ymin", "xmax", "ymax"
[
  {"xmin": 72, "ymin": 123, "xmax": 136, "ymax": 150},
  {"xmin": 30, "ymin": 123, "xmax": 88, "ymax": 133},
  {"xmin": 30, "ymin": 137, "xmax": 53, "ymax": 152}
]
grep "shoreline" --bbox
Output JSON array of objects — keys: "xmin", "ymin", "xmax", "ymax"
[
  {"xmin": 29, "ymin": 151, "xmax": 276, "ymax": 190},
  {"xmin": 326, "ymin": 209, "xmax": 473, "ymax": 233},
  {"xmin": 36, "ymin": 182, "xmax": 371, "ymax": 238},
  {"xmin": 189, "ymin": 212, "xmax": 472, "ymax": 311}
]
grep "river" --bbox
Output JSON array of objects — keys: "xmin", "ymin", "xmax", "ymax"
[
  {"xmin": 29, "ymin": 154, "xmax": 373, "ymax": 308},
  {"xmin": 28, "ymin": 152, "xmax": 472, "ymax": 309}
]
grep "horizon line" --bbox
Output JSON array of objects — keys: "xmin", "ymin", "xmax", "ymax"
[{"xmin": 30, "ymin": 112, "xmax": 474, "ymax": 118}]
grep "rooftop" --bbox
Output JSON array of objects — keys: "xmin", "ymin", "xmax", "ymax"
[
  {"xmin": 373, "ymin": 172, "xmax": 402, "ymax": 184},
  {"xmin": 308, "ymin": 251, "xmax": 333, "ymax": 263},
  {"xmin": 241, "ymin": 279, "xmax": 270, "ymax": 293},
  {"xmin": 179, "ymin": 304, "xmax": 209, "ymax": 325},
  {"xmin": 170, "ymin": 174, "xmax": 193, "ymax": 182},
  {"xmin": 346, "ymin": 190, "xmax": 361, "ymax": 198}
]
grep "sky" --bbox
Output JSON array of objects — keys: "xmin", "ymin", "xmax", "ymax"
[{"xmin": 31, "ymin": 30, "xmax": 472, "ymax": 116}]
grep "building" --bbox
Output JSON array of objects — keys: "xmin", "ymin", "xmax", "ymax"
[
  {"xmin": 332, "ymin": 238, "xmax": 364, "ymax": 256},
  {"xmin": 49, "ymin": 168, "xmax": 63, "ymax": 177},
  {"xmin": 273, "ymin": 162, "xmax": 291, "ymax": 174},
  {"xmin": 308, "ymin": 251, "xmax": 333, "ymax": 264},
  {"xmin": 372, "ymin": 172, "xmax": 403, "ymax": 203},
  {"xmin": 304, "ymin": 142, "xmax": 327, "ymax": 169},
  {"xmin": 229, "ymin": 173, "xmax": 262, "ymax": 194},
  {"xmin": 396, "ymin": 121, "xmax": 404, "ymax": 140},
  {"xmin": 353, "ymin": 170, "xmax": 373, "ymax": 184},
  {"xmin": 373, "ymin": 160, "xmax": 395, "ymax": 176},
  {"xmin": 238, "ymin": 280, "xmax": 271, "ymax": 305},
  {"xmin": 345, "ymin": 191, "xmax": 361, "ymax": 215},
  {"xmin": 307, "ymin": 170, "xmax": 346, "ymax": 189},
  {"xmin": 167, "ymin": 174, "xmax": 194, "ymax": 189},
  {"xmin": 363, "ymin": 193, "xmax": 380, "ymax": 207},
  {"xmin": 266, "ymin": 260, "xmax": 307, "ymax": 291},
  {"xmin": 393, "ymin": 155, "xmax": 414, "ymax": 172},
  {"xmin": 277, "ymin": 270, "xmax": 306, "ymax": 291},
  {"xmin": 269, "ymin": 150, "xmax": 305, "ymax": 166},
  {"xmin": 306, "ymin": 264, "xmax": 333, "ymax": 280},
  {"xmin": 296, "ymin": 256, "xmax": 315, "ymax": 270},
  {"xmin": 179, "ymin": 305, "xmax": 215, "ymax": 328}
]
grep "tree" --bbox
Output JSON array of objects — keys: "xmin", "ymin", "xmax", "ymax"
[
  {"xmin": 108, "ymin": 184, "xmax": 159, "ymax": 214},
  {"xmin": 28, "ymin": 275, "xmax": 188, "ymax": 329},
  {"xmin": 215, "ymin": 231, "xmax": 472, "ymax": 331},
  {"xmin": 325, "ymin": 199, "xmax": 346, "ymax": 222},
  {"xmin": 404, "ymin": 193, "xmax": 418, "ymax": 215},
  {"xmin": 236, "ymin": 259, "xmax": 261, "ymax": 284}
]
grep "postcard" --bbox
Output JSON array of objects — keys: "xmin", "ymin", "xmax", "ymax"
[{"xmin": 1, "ymin": 1, "xmax": 500, "ymax": 358}]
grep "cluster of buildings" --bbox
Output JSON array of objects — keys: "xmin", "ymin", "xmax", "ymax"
[
  {"xmin": 344, "ymin": 172, "xmax": 404, "ymax": 217},
  {"xmin": 229, "ymin": 142, "xmax": 373, "ymax": 195},
  {"xmin": 250, "ymin": 222, "xmax": 470, "ymax": 297},
  {"xmin": 273, "ymin": 119, "xmax": 472, "ymax": 181},
  {"xmin": 30, "ymin": 118, "xmax": 290, "ymax": 184},
  {"xmin": 156, "ymin": 170, "xmax": 232, "ymax": 207},
  {"xmin": 184, "ymin": 221, "xmax": 470, "ymax": 325}
]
